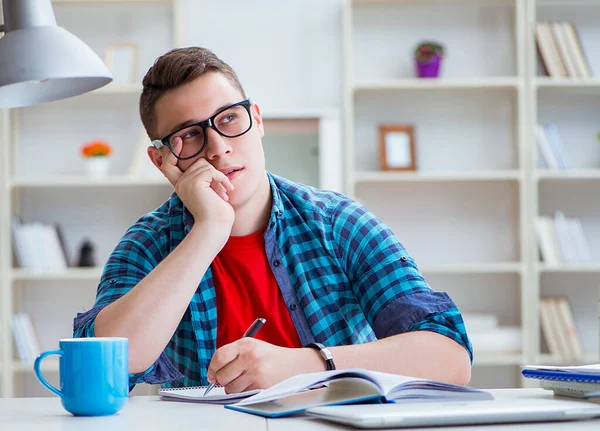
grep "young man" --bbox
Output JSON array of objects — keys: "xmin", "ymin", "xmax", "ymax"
[{"xmin": 74, "ymin": 47, "xmax": 473, "ymax": 393}]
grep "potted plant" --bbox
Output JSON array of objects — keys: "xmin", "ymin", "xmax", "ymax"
[
  {"xmin": 81, "ymin": 140, "xmax": 112, "ymax": 178},
  {"xmin": 414, "ymin": 41, "xmax": 445, "ymax": 78}
]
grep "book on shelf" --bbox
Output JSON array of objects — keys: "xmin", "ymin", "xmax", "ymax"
[
  {"xmin": 10, "ymin": 312, "xmax": 41, "ymax": 363},
  {"xmin": 539, "ymin": 297, "xmax": 584, "ymax": 360},
  {"xmin": 535, "ymin": 212, "xmax": 592, "ymax": 264},
  {"xmin": 11, "ymin": 218, "xmax": 70, "ymax": 271},
  {"xmin": 224, "ymin": 369, "xmax": 492, "ymax": 418},
  {"xmin": 535, "ymin": 123, "xmax": 572, "ymax": 170},
  {"xmin": 536, "ymin": 21, "xmax": 593, "ymax": 79}
]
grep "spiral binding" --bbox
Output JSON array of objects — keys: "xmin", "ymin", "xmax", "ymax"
[
  {"xmin": 160, "ymin": 384, "xmax": 223, "ymax": 391},
  {"xmin": 522, "ymin": 369, "xmax": 600, "ymax": 384}
]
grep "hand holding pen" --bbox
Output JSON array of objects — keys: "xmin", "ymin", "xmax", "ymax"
[{"xmin": 204, "ymin": 317, "xmax": 266, "ymax": 396}]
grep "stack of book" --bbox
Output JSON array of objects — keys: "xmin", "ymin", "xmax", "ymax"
[
  {"xmin": 535, "ymin": 212, "xmax": 591, "ymax": 264},
  {"xmin": 539, "ymin": 296, "xmax": 584, "ymax": 360},
  {"xmin": 536, "ymin": 21, "xmax": 593, "ymax": 78},
  {"xmin": 11, "ymin": 312, "xmax": 41, "ymax": 363},
  {"xmin": 11, "ymin": 218, "xmax": 69, "ymax": 271},
  {"xmin": 536, "ymin": 123, "xmax": 571, "ymax": 170}
]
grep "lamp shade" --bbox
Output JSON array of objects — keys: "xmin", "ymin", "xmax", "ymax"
[{"xmin": 0, "ymin": 25, "xmax": 113, "ymax": 108}]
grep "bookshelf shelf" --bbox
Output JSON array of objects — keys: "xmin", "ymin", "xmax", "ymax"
[
  {"xmin": 10, "ymin": 268, "xmax": 103, "ymax": 282},
  {"xmin": 353, "ymin": 171, "xmax": 522, "ymax": 184},
  {"xmin": 353, "ymin": 78, "xmax": 521, "ymax": 91},
  {"xmin": 351, "ymin": 0, "xmax": 516, "ymax": 5},
  {"xmin": 536, "ymin": 78, "xmax": 600, "ymax": 88},
  {"xmin": 10, "ymin": 176, "xmax": 171, "ymax": 188},
  {"xmin": 535, "ymin": 170, "xmax": 600, "ymax": 181},
  {"xmin": 420, "ymin": 263, "xmax": 523, "ymax": 275},
  {"xmin": 12, "ymin": 360, "xmax": 58, "ymax": 373},
  {"xmin": 52, "ymin": 0, "xmax": 172, "ymax": 4},
  {"xmin": 473, "ymin": 354, "xmax": 524, "ymax": 366},
  {"xmin": 87, "ymin": 83, "xmax": 143, "ymax": 95},
  {"xmin": 536, "ymin": 263, "xmax": 600, "ymax": 273}
]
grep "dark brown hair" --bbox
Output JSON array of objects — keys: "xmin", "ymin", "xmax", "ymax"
[{"xmin": 139, "ymin": 47, "xmax": 246, "ymax": 139}]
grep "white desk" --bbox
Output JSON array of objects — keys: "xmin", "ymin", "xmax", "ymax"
[{"xmin": 2, "ymin": 389, "xmax": 600, "ymax": 430}]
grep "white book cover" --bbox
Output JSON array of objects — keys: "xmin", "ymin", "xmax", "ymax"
[
  {"xmin": 539, "ymin": 298, "xmax": 562, "ymax": 356},
  {"xmin": 535, "ymin": 22, "xmax": 567, "ymax": 78},
  {"xmin": 563, "ymin": 23, "xmax": 592, "ymax": 79},
  {"xmin": 535, "ymin": 217, "xmax": 561, "ymax": 264},
  {"xmin": 11, "ymin": 313, "xmax": 29, "ymax": 361},
  {"xmin": 552, "ymin": 22, "xmax": 577, "ymax": 78},
  {"xmin": 23, "ymin": 224, "xmax": 44, "ymax": 270},
  {"xmin": 19, "ymin": 313, "xmax": 41, "ymax": 361},
  {"xmin": 44, "ymin": 224, "xmax": 68, "ymax": 271},
  {"xmin": 556, "ymin": 297, "xmax": 584, "ymax": 359},
  {"xmin": 548, "ymin": 297, "xmax": 572, "ymax": 358},
  {"xmin": 536, "ymin": 125, "xmax": 560, "ymax": 169},
  {"xmin": 11, "ymin": 218, "xmax": 34, "ymax": 269},
  {"xmin": 569, "ymin": 218, "xmax": 592, "ymax": 263},
  {"xmin": 554, "ymin": 211, "xmax": 578, "ymax": 263},
  {"xmin": 544, "ymin": 124, "xmax": 571, "ymax": 169}
]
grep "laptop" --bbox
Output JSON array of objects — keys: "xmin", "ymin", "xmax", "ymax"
[{"xmin": 305, "ymin": 399, "xmax": 600, "ymax": 429}]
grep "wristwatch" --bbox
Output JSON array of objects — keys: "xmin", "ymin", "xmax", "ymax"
[{"xmin": 306, "ymin": 342, "xmax": 336, "ymax": 371}]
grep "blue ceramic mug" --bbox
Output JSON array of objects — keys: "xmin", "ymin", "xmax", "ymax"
[{"xmin": 34, "ymin": 337, "xmax": 129, "ymax": 416}]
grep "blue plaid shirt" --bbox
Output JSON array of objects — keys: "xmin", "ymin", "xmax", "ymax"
[{"xmin": 73, "ymin": 172, "xmax": 472, "ymax": 389}]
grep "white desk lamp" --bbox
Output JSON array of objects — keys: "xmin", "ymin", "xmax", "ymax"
[{"xmin": 0, "ymin": 0, "xmax": 112, "ymax": 108}]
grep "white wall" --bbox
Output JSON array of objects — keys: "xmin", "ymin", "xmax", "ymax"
[{"xmin": 180, "ymin": 0, "xmax": 343, "ymax": 113}]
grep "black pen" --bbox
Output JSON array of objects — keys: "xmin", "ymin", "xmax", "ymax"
[{"xmin": 203, "ymin": 317, "xmax": 267, "ymax": 396}]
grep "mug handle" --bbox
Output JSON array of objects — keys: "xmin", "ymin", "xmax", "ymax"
[{"xmin": 34, "ymin": 349, "xmax": 63, "ymax": 398}]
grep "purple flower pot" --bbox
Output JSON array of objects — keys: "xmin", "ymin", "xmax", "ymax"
[{"xmin": 416, "ymin": 54, "xmax": 442, "ymax": 78}]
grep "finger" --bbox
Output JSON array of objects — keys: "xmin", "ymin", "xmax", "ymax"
[
  {"xmin": 184, "ymin": 163, "xmax": 234, "ymax": 196},
  {"xmin": 215, "ymin": 358, "xmax": 247, "ymax": 392},
  {"xmin": 223, "ymin": 370, "xmax": 255, "ymax": 394},
  {"xmin": 207, "ymin": 343, "xmax": 240, "ymax": 384},
  {"xmin": 210, "ymin": 181, "xmax": 230, "ymax": 202},
  {"xmin": 160, "ymin": 137, "xmax": 184, "ymax": 185}
]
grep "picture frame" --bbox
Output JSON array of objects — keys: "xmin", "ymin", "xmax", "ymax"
[
  {"xmin": 104, "ymin": 43, "xmax": 140, "ymax": 84},
  {"xmin": 378, "ymin": 124, "xmax": 417, "ymax": 171}
]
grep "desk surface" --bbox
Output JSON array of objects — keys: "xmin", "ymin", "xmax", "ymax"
[{"xmin": 2, "ymin": 389, "xmax": 600, "ymax": 431}]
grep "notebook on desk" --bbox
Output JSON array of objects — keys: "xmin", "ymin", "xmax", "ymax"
[
  {"xmin": 522, "ymin": 364, "xmax": 600, "ymax": 400},
  {"xmin": 158, "ymin": 385, "xmax": 261, "ymax": 404}
]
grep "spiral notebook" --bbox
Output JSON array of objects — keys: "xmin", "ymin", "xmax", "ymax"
[
  {"xmin": 522, "ymin": 364, "xmax": 600, "ymax": 400},
  {"xmin": 158, "ymin": 385, "xmax": 262, "ymax": 405}
]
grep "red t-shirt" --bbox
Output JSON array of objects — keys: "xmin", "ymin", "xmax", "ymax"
[{"xmin": 211, "ymin": 229, "xmax": 302, "ymax": 349}]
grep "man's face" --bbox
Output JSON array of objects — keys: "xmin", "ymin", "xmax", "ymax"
[{"xmin": 153, "ymin": 72, "xmax": 266, "ymax": 208}]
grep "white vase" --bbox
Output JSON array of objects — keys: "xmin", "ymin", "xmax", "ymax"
[{"xmin": 85, "ymin": 157, "xmax": 110, "ymax": 178}]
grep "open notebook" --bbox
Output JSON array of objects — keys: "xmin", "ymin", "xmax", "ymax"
[
  {"xmin": 225, "ymin": 368, "xmax": 493, "ymax": 418},
  {"xmin": 158, "ymin": 385, "xmax": 261, "ymax": 405}
]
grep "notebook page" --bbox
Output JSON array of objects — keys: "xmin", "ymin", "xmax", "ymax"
[
  {"xmin": 159, "ymin": 385, "xmax": 261, "ymax": 404},
  {"xmin": 234, "ymin": 369, "xmax": 382, "ymax": 406}
]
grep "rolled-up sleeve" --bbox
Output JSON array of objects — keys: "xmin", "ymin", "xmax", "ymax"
[
  {"xmin": 332, "ymin": 198, "xmax": 473, "ymax": 362},
  {"xmin": 73, "ymin": 216, "xmax": 184, "ymax": 387}
]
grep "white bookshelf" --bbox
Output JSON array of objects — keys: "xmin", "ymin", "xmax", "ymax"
[
  {"xmin": 0, "ymin": 0, "xmax": 186, "ymax": 399},
  {"xmin": 528, "ymin": 0, "xmax": 600, "ymax": 370},
  {"xmin": 344, "ymin": 0, "xmax": 599, "ymax": 389}
]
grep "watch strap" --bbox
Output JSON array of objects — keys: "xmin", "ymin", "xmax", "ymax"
[{"xmin": 306, "ymin": 342, "xmax": 336, "ymax": 371}]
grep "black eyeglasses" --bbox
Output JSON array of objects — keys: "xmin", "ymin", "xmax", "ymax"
[{"xmin": 151, "ymin": 99, "xmax": 253, "ymax": 160}]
